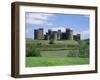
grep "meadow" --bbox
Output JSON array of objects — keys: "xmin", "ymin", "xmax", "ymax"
[
  {"xmin": 26, "ymin": 39, "xmax": 89, "ymax": 67},
  {"xmin": 26, "ymin": 57, "xmax": 89, "ymax": 67}
]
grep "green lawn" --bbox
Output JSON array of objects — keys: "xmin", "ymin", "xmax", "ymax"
[{"xmin": 26, "ymin": 57, "xmax": 89, "ymax": 67}]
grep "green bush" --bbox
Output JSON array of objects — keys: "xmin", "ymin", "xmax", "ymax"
[
  {"xmin": 79, "ymin": 49, "xmax": 89, "ymax": 58},
  {"xmin": 78, "ymin": 40, "xmax": 89, "ymax": 58},
  {"xmin": 37, "ymin": 43, "xmax": 42, "ymax": 46},
  {"xmin": 49, "ymin": 39, "xmax": 54, "ymax": 44},
  {"xmin": 26, "ymin": 48, "xmax": 41, "ymax": 57}
]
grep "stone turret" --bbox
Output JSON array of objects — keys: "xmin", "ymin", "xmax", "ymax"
[
  {"xmin": 66, "ymin": 28, "xmax": 73, "ymax": 40},
  {"xmin": 57, "ymin": 30, "xmax": 61, "ymax": 40},
  {"xmin": 34, "ymin": 28, "xmax": 44, "ymax": 40}
]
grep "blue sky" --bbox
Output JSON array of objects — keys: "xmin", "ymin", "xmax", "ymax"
[{"xmin": 25, "ymin": 12, "xmax": 90, "ymax": 40}]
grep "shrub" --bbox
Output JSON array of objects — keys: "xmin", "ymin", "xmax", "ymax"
[
  {"xmin": 78, "ymin": 40, "xmax": 89, "ymax": 58},
  {"xmin": 37, "ymin": 43, "xmax": 42, "ymax": 46},
  {"xmin": 79, "ymin": 49, "xmax": 89, "ymax": 58},
  {"xmin": 26, "ymin": 48, "xmax": 41, "ymax": 57},
  {"xmin": 67, "ymin": 50, "xmax": 80, "ymax": 57},
  {"xmin": 49, "ymin": 39, "xmax": 54, "ymax": 44}
]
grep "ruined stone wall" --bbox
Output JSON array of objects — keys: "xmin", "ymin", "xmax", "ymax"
[{"xmin": 40, "ymin": 50, "xmax": 80, "ymax": 57}]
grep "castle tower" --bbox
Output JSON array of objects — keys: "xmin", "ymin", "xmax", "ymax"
[
  {"xmin": 57, "ymin": 29, "xmax": 61, "ymax": 40},
  {"xmin": 34, "ymin": 29, "xmax": 38, "ymax": 40},
  {"xmin": 69, "ymin": 30, "xmax": 73, "ymax": 40},
  {"xmin": 53, "ymin": 31, "xmax": 58, "ymax": 40},
  {"xmin": 61, "ymin": 32, "xmax": 66, "ymax": 40},
  {"xmin": 44, "ymin": 32, "xmax": 50, "ymax": 40},
  {"xmin": 38, "ymin": 28, "xmax": 44, "ymax": 40},
  {"xmin": 34, "ymin": 28, "xmax": 44, "ymax": 40},
  {"xmin": 66, "ymin": 28, "xmax": 73, "ymax": 40},
  {"xmin": 48, "ymin": 29, "xmax": 53, "ymax": 40}
]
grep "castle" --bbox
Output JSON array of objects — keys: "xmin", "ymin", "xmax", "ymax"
[{"xmin": 34, "ymin": 28, "xmax": 80, "ymax": 40}]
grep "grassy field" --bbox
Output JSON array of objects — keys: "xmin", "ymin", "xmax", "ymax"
[
  {"xmin": 26, "ymin": 40, "xmax": 81, "ymax": 56},
  {"xmin": 26, "ymin": 39, "xmax": 89, "ymax": 67},
  {"xmin": 26, "ymin": 57, "xmax": 89, "ymax": 67},
  {"xmin": 26, "ymin": 40, "xmax": 79, "ymax": 46}
]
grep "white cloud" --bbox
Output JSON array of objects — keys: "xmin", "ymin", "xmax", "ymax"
[
  {"xmin": 47, "ymin": 23, "xmax": 53, "ymax": 26},
  {"xmin": 81, "ymin": 30, "xmax": 89, "ymax": 39},
  {"xmin": 26, "ymin": 13, "xmax": 54, "ymax": 25},
  {"xmin": 73, "ymin": 30, "xmax": 89, "ymax": 40},
  {"xmin": 51, "ymin": 27, "xmax": 66, "ymax": 32}
]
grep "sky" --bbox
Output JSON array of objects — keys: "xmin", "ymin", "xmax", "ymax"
[{"xmin": 25, "ymin": 12, "xmax": 90, "ymax": 40}]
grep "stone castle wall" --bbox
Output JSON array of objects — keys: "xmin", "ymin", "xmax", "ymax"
[
  {"xmin": 34, "ymin": 28, "xmax": 80, "ymax": 40},
  {"xmin": 40, "ymin": 50, "xmax": 80, "ymax": 57}
]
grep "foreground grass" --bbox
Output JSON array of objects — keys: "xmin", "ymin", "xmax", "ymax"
[{"xmin": 26, "ymin": 57, "xmax": 89, "ymax": 67}]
